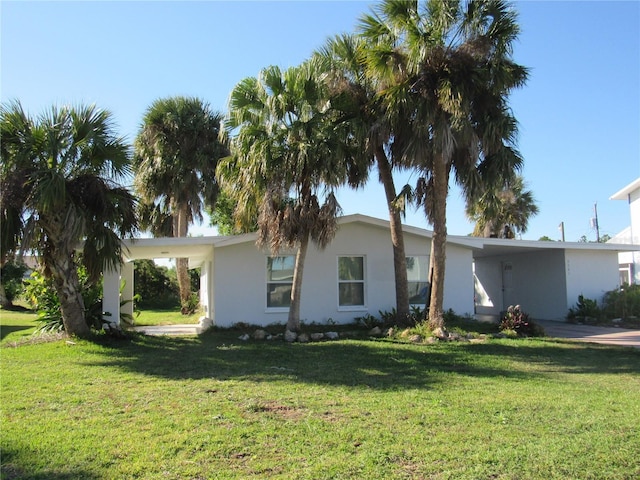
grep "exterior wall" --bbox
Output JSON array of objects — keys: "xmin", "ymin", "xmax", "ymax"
[
  {"xmin": 630, "ymin": 188, "xmax": 640, "ymax": 284},
  {"xmin": 474, "ymin": 250, "xmax": 568, "ymax": 320},
  {"xmin": 442, "ymin": 244, "xmax": 475, "ymax": 316},
  {"xmin": 611, "ymin": 180, "xmax": 640, "ymax": 285},
  {"xmin": 212, "ymin": 240, "xmax": 269, "ymax": 327},
  {"xmin": 564, "ymin": 249, "xmax": 620, "ymax": 308},
  {"xmin": 211, "ymin": 221, "xmax": 474, "ymax": 327}
]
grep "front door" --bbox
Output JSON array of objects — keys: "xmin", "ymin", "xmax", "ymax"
[{"xmin": 502, "ymin": 262, "xmax": 514, "ymax": 311}]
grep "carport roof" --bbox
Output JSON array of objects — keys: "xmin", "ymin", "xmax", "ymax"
[
  {"xmin": 121, "ymin": 237, "xmax": 216, "ymax": 268},
  {"xmin": 119, "ymin": 214, "xmax": 640, "ymax": 266},
  {"xmin": 455, "ymin": 235, "xmax": 640, "ymax": 258}
]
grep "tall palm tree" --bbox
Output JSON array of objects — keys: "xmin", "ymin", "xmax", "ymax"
[
  {"xmin": 0, "ymin": 101, "xmax": 137, "ymax": 337},
  {"xmin": 133, "ymin": 96, "xmax": 228, "ymax": 312},
  {"xmin": 218, "ymin": 62, "xmax": 354, "ymax": 333},
  {"xmin": 314, "ymin": 33, "xmax": 412, "ymax": 320},
  {"xmin": 359, "ymin": 0, "xmax": 528, "ymax": 328},
  {"xmin": 467, "ymin": 175, "xmax": 539, "ymax": 238}
]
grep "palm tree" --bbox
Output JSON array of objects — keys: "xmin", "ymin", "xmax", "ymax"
[
  {"xmin": 359, "ymin": 0, "xmax": 528, "ymax": 328},
  {"xmin": 133, "ymin": 96, "xmax": 228, "ymax": 312},
  {"xmin": 218, "ymin": 62, "xmax": 354, "ymax": 333},
  {"xmin": 0, "ymin": 101, "xmax": 137, "ymax": 337},
  {"xmin": 314, "ymin": 33, "xmax": 413, "ymax": 320},
  {"xmin": 467, "ymin": 175, "xmax": 539, "ymax": 238}
]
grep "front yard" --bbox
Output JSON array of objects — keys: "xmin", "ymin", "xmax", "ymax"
[{"xmin": 1, "ymin": 309, "xmax": 639, "ymax": 479}]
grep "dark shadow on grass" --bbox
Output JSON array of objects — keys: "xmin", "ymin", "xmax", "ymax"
[
  {"xmin": 0, "ymin": 324, "xmax": 34, "ymax": 340},
  {"xmin": 81, "ymin": 330, "xmax": 639, "ymax": 390},
  {"xmin": 460, "ymin": 337, "xmax": 640, "ymax": 374},
  {"xmin": 1, "ymin": 449, "xmax": 100, "ymax": 480}
]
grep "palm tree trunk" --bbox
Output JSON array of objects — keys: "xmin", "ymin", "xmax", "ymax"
[
  {"xmin": 0, "ymin": 283, "xmax": 11, "ymax": 308},
  {"xmin": 48, "ymin": 248, "xmax": 90, "ymax": 337},
  {"xmin": 174, "ymin": 205, "xmax": 191, "ymax": 312},
  {"xmin": 375, "ymin": 146, "xmax": 410, "ymax": 318},
  {"xmin": 428, "ymin": 153, "xmax": 450, "ymax": 330},
  {"xmin": 287, "ymin": 233, "xmax": 309, "ymax": 333}
]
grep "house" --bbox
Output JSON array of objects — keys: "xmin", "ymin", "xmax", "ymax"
[
  {"xmin": 609, "ymin": 177, "xmax": 640, "ymax": 285},
  {"xmin": 102, "ymin": 214, "xmax": 638, "ymax": 328}
]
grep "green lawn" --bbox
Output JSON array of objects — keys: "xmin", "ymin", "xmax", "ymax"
[
  {"xmin": 1, "ymin": 309, "xmax": 639, "ymax": 479},
  {"xmin": 133, "ymin": 308, "xmax": 201, "ymax": 326}
]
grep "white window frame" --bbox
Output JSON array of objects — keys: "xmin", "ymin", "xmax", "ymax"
[
  {"xmin": 266, "ymin": 255, "xmax": 295, "ymax": 312},
  {"xmin": 337, "ymin": 255, "xmax": 367, "ymax": 311}
]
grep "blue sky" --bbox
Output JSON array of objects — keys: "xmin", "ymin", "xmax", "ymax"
[{"xmin": 2, "ymin": 1, "xmax": 639, "ymax": 241}]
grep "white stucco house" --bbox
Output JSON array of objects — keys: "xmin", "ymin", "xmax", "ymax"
[
  {"xmin": 102, "ymin": 214, "xmax": 638, "ymax": 329},
  {"xmin": 609, "ymin": 177, "xmax": 640, "ymax": 285}
]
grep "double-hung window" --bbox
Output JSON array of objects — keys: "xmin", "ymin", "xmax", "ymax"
[
  {"xmin": 407, "ymin": 255, "xmax": 429, "ymax": 305},
  {"xmin": 338, "ymin": 256, "xmax": 365, "ymax": 308},
  {"xmin": 266, "ymin": 255, "xmax": 295, "ymax": 309}
]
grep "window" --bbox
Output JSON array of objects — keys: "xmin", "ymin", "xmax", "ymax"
[
  {"xmin": 407, "ymin": 256, "xmax": 429, "ymax": 305},
  {"xmin": 267, "ymin": 256, "xmax": 294, "ymax": 308},
  {"xmin": 338, "ymin": 256, "xmax": 365, "ymax": 307}
]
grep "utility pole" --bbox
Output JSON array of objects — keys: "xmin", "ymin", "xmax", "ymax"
[
  {"xmin": 558, "ymin": 221, "xmax": 565, "ymax": 242},
  {"xmin": 591, "ymin": 202, "xmax": 600, "ymax": 242}
]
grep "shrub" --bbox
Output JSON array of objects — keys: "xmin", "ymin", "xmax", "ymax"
[
  {"xmin": 23, "ymin": 267, "xmax": 104, "ymax": 333},
  {"xmin": 180, "ymin": 292, "xmax": 201, "ymax": 315},
  {"xmin": 355, "ymin": 313, "xmax": 381, "ymax": 329},
  {"xmin": 134, "ymin": 259, "xmax": 179, "ymax": 309},
  {"xmin": 500, "ymin": 305, "xmax": 543, "ymax": 337},
  {"xmin": 567, "ymin": 295, "xmax": 602, "ymax": 324},
  {"xmin": 601, "ymin": 284, "xmax": 640, "ymax": 322},
  {"xmin": 0, "ymin": 258, "xmax": 29, "ymax": 306}
]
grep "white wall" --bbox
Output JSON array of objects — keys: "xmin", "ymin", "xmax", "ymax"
[
  {"xmin": 564, "ymin": 249, "xmax": 620, "ymax": 309},
  {"xmin": 473, "ymin": 250, "xmax": 568, "ymax": 320},
  {"xmin": 630, "ymin": 188, "xmax": 640, "ymax": 284},
  {"xmin": 211, "ymin": 220, "xmax": 475, "ymax": 328},
  {"xmin": 442, "ymin": 244, "xmax": 475, "ymax": 316}
]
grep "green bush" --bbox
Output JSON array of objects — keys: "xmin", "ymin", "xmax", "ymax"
[
  {"xmin": 134, "ymin": 259, "xmax": 179, "ymax": 308},
  {"xmin": 567, "ymin": 295, "xmax": 602, "ymax": 324},
  {"xmin": 23, "ymin": 267, "xmax": 104, "ymax": 333},
  {"xmin": 500, "ymin": 305, "xmax": 544, "ymax": 337},
  {"xmin": 0, "ymin": 258, "xmax": 28, "ymax": 306},
  {"xmin": 601, "ymin": 284, "xmax": 640, "ymax": 322}
]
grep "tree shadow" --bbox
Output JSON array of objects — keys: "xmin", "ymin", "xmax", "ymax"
[
  {"xmin": 0, "ymin": 324, "xmax": 34, "ymax": 341},
  {"xmin": 83, "ymin": 331, "xmax": 639, "ymax": 391},
  {"xmin": 461, "ymin": 338, "xmax": 640, "ymax": 374},
  {"xmin": 1, "ymin": 448, "xmax": 100, "ymax": 480}
]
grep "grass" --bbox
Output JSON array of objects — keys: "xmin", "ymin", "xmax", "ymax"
[
  {"xmin": 1, "ymin": 309, "xmax": 640, "ymax": 479},
  {"xmin": 133, "ymin": 308, "xmax": 200, "ymax": 327}
]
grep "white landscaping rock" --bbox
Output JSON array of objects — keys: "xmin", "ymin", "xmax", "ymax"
[
  {"xmin": 253, "ymin": 329, "xmax": 267, "ymax": 340},
  {"xmin": 297, "ymin": 333, "xmax": 310, "ymax": 343},
  {"xmin": 325, "ymin": 331, "xmax": 339, "ymax": 340},
  {"xmin": 284, "ymin": 330, "xmax": 297, "ymax": 343},
  {"xmin": 198, "ymin": 316, "xmax": 214, "ymax": 332}
]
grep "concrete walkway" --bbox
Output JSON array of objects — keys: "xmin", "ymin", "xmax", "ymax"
[
  {"xmin": 132, "ymin": 324, "xmax": 201, "ymax": 336},
  {"xmin": 536, "ymin": 320, "xmax": 640, "ymax": 348}
]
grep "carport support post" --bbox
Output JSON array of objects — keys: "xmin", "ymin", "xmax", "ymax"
[
  {"xmin": 102, "ymin": 265, "xmax": 122, "ymax": 328},
  {"xmin": 121, "ymin": 262, "xmax": 134, "ymax": 321}
]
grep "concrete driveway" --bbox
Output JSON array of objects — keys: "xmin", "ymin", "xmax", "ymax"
[{"xmin": 536, "ymin": 320, "xmax": 640, "ymax": 348}]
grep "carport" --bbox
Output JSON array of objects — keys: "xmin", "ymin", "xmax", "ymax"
[
  {"xmin": 102, "ymin": 237, "xmax": 216, "ymax": 328},
  {"xmin": 469, "ymin": 237, "xmax": 637, "ymax": 321}
]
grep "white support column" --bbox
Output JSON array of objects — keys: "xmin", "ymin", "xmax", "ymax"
[
  {"xmin": 121, "ymin": 262, "xmax": 134, "ymax": 321},
  {"xmin": 102, "ymin": 265, "xmax": 122, "ymax": 327},
  {"xmin": 198, "ymin": 259, "xmax": 214, "ymax": 331}
]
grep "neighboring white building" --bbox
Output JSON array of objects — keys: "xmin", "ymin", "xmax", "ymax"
[
  {"xmin": 103, "ymin": 214, "xmax": 638, "ymax": 327},
  {"xmin": 609, "ymin": 177, "xmax": 640, "ymax": 285}
]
